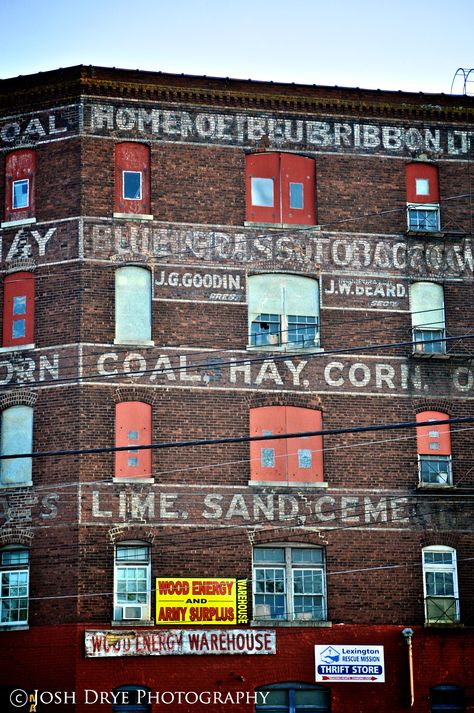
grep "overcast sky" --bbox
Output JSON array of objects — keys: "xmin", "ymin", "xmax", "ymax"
[{"xmin": 1, "ymin": 0, "xmax": 473, "ymax": 94}]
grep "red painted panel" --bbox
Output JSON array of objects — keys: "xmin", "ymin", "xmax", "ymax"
[
  {"xmin": 250, "ymin": 406, "xmax": 287, "ymax": 481},
  {"xmin": 2, "ymin": 272, "xmax": 35, "ymax": 347},
  {"xmin": 406, "ymin": 163, "xmax": 439, "ymax": 204},
  {"xmin": 115, "ymin": 402, "xmax": 152, "ymax": 478},
  {"xmin": 286, "ymin": 407, "xmax": 323, "ymax": 482},
  {"xmin": 4, "ymin": 149, "xmax": 36, "ymax": 222},
  {"xmin": 281, "ymin": 154, "xmax": 315, "ymax": 225},
  {"xmin": 416, "ymin": 411, "xmax": 451, "ymax": 455},
  {"xmin": 245, "ymin": 153, "xmax": 281, "ymax": 223},
  {"xmin": 114, "ymin": 143, "xmax": 151, "ymax": 215}
]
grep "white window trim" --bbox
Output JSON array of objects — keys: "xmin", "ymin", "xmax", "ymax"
[
  {"xmin": 113, "ymin": 542, "xmax": 152, "ymax": 625},
  {"xmin": 422, "ymin": 546, "xmax": 459, "ymax": 625},
  {"xmin": 0, "ymin": 547, "xmax": 29, "ymax": 628},
  {"xmin": 252, "ymin": 544, "xmax": 328, "ymax": 627},
  {"xmin": 407, "ymin": 203, "xmax": 440, "ymax": 232},
  {"xmin": 12, "ymin": 178, "xmax": 30, "ymax": 210},
  {"xmin": 418, "ymin": 455, "xmax": 453, "ymax": 488},
  {"xmin": 122, "ymin": 170, "xmax": 143, "ymax": 201}
]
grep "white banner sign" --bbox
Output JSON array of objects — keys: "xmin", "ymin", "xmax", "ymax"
[
  {"xmin": 85, "ymin": 629, "xmax": 275, "ymax": 657},
  {"xmin": 315, "ymin": 644, "xmax": 385, "ymax": 683}
]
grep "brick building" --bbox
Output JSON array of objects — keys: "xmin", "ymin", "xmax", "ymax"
[{"xmin": 0, "ymin": 65, "xmax": 473, "ymax": 712}]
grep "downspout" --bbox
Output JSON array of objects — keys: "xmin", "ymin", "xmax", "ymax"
[{"xmin": 402, "ymin": 628, "xmax": 414, "ymax": 707}]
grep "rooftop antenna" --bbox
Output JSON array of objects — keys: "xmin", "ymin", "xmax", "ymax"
[{"xmin": 450, "ymin": 68, "xmax": 474, "ymax": 95}]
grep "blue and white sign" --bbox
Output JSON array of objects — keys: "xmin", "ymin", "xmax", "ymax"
[{"xmin": 315, "ymin": 645, "xmax": 385, "ymax": 683}]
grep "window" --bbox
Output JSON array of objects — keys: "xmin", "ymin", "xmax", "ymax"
[
  {"xmin": 114, "ymin": 543, "xmax": 151, "ymax": 623},
  {"xmin": 250, "ymin": 407, "xmax": 324, "ymax": 484},
  {"xmin": 0, "ymin": 405, "xmax": 33, "ymax": 487},
  {"xmin": 112, "ymin": 685, "xmax": 151, "ymax": 713},
  {"xmin": 406, "ymin": 162, "xmax": 440, "ymax": 232},
  {"xmin": 430, "ymin": 685, "xmax": 465, "ymax": 713},
  {"xmin": 115, "ymin": 402, "xmax": 152, "ymax": 479},
  {"xmin": 246, "ymin": 153, "xmax": 315, "ymax": 225},
  {"xmin": 248, "ymin": 274, "xmax": 319, "ymax": 350},
  {"xmin": 253, "ymin": 545, "xmax": 326, "ymax": 622},
  {"xmin": 410, "ymin": 282, "xmax": 445, "ymax": 354},
  {"xmin": 115, "ymin": 266, "xmax": 152, "ymax": 344},
  {"xmin": 422, "ymin": 546, "xmax": 459, "ymax": 624},
  {"xmin": 3, "ymin": 149, "xmax": 36, "ymax": 225},
  {"xmin": 255, "ymin": 682, "xmax": 330, "ymax": 713},
  {"xmin": 2, "ymin": 272, "xmax": 35, "ymax": 348},
  {"xmin": 416, "ymin": 411, "xmax": 452, "ymax": 486},
  {"xmin": 0, "ymin": 547, "xmax": 29, "ymax": 626},
  {"xmin": 114, "ymin": 143, "xmax": 151, "ymax": 217}
]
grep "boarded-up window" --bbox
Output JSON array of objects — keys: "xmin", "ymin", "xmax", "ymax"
[
  {"xmin": 115, "ymin": 402, "xmax": 152, "ymax": 479},
  {"xmin": 115, "ymin": 266, "xmax": 152, "ymax": 343},
  {"xmin": 416, "ymin": 411, "xmax": 452, "ymax": 486},
  {"xmin": 2, "ymin": 272, "xmax": 35, "ymax": 348},
  {"xmin": 410, "ymin": 282, "xmax": 445, "ymax": 354},
  {"xmin": 248, "ymin": 274, "xmax": 319, "ymax": 349},
  {"xmin": 114, "ymin": 143, "xmax": 151, "ymax": 215},
  {"xmin": 4, "ymin": 149, "xmax": 36, "ymax": 223},
  {"xmin": 0, "ymin": 406, "xmax": 33, "ymax": 486},
  {"xmin": 406, "ymin": 163, "xmax": 440, "ymax": 232},
  {"xmin": 246, "ymin": 153, "xmax": 315, "ymax": 225},
  {"xmin": 250, "ymin": 406, "xmax": 323, "ymax": 483}
]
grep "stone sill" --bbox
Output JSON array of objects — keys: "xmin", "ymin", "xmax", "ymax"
[
  {"xmin": 249, "ymin": 480, "xmax": 328, "ymax": 488},
  {"xmin": 1, "ymin": 217, "xmax": 36, "ymax": 229}
]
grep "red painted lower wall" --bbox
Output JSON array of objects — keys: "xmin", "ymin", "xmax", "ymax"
[{"xmin": 0, "ymin": 624, "xmax": 472, "ymax": 712}]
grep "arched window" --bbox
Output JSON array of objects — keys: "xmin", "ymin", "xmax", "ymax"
[
  {"xmin": 406, "ymin": 162, "xmax": 440, "ymax": 232},
  {"xmin": 0, "ymin": 546, "xmax": 29, "ymax": 626},
  {"xmin": 250, "ymin": 406, "xmax": 324, "ymax": 483},
  {"xmin": 113, "ymin": 542, "xmax": 151, "ymax": 623},
  {"xmin": 0, "ymin": 405, "xmax": 33, "ymax": 486},
  {"xmin": 248, "ymin": 274, "xmax": 320, "ymax": 349},
  {"xmin": 422, "ymin": 546, "xmax": 459, "ymax": 624},
  {"xmin": 246, "ymin": 153, "xmax": 316, "ymax": 225},
  {"xmin": 410, "ymin": 282, "xmax": 445, "ymax": 354},
  {"xmin": 115, "ymin": 402, "xmax": 152, "ymax": 479},
  {"xmin": 115, "ymin": 266, "xmax": 152, "ymax": 344},
  {"xmin": 416, "ymin": 411, "xmax": 452, "ymax": 486},
  {"xmin": 255, "ymin": 681, "xmax": 330, "ymax": 712},
  {"xmin": 430, "ymin": 685, "xmax": 465, "ymax": 713},
  {"xmin": 114, "ymin": 143, "xmax": 151, "ymax": 217},
  {"xmin": 2, "ymin": 272, "xmax": 35, "ymax": 348},
  {"xmin": 3, "ymin": 149, "xmax": 36, "ymax": 225},
  {"xmin": 112, "ymin": 685, "xmax": 151, "ymax": 713}
]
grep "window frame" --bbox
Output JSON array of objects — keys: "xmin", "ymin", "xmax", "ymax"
[
  {"xmin": 2, "ymin": 271, "xmax": 35, "ymax": 349},
  {"xmin": 410, "ymin": 282, "xmax": 445, "ymax": 355},
  {"xmin": 252, "ymin": 545, "xmax": 327, "ymax": 624},
  {"xmin": 0, "ymin": 405, "xmax": 34, "ymax": 487},
  {"xmin": 416, "ymin": 411, "xmax": 452, "ymax": 487},
  {"xmin": 112, "ymin": 685, "xmax": 152, "ymax": 713},
  {"xmin": 2, "ymin": 149, "xmax": 36, "ymax": 226},
  {"xmin": 430, "ymin": 685, "xmax": 465, "ymax": 713},
  {"xmin": 407, "ymin": 203, "xmax": 440, "ymax": 233},
  {"xmin": 0, "ymin": 546, "xmax": 29, "ymax": 627},
  {"xmin": 422, "ymin": 546, "xmax": 459, "ymax": 625},
  {"xmin": 115, "ymin": 401, "xmax": 152, "ymax": 480},
  {"xmin": 114, "ymin": 142, "xmax": 151, "ymax": 218},
  {"xmin": 113, "ymin": 542, "xmax": 152, "ymax": 624},
  {"xmin": 246, "ymin": 153, "xmax": 316, "ymax": 226},
  {"xmin": 248, "ymin": 274, "xmax": 320, "ymax": 352},
  {"xmin": 115, "ymin": 266, "xmax": 153, "ymax": 345},
  {"xmin": 255, "ymin": 681, "xmax": 330, "ymax": 713}
]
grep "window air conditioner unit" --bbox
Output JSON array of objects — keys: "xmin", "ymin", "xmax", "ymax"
[
  {"xmin": 254, "ymin": 604, "xmax": 271, "ymax": 618},
  {"xmin": 295, "ymin": 611, "xmax": 313, "ymax": 620},
  {"xmin": 119, "ymin": 605, "xmax": 146, "ymax": 621}
]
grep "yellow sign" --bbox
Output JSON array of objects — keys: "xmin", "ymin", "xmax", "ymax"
[{"xmin": 156, "ymin": 578, "xmax": 248, "ymax": 625}]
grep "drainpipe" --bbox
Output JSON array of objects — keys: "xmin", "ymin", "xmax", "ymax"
[{"xmin": 402, "ymin": 628, "xmax": 414, "ymax": 707}]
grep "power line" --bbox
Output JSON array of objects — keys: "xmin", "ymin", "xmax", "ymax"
[{"xmin": 2, "ymin": 415, "xmax": 473, "ymax": 461}]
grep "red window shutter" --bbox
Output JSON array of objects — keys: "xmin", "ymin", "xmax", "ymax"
[
  {"xmin": 280, "ymin": 154, "xmax": 315, "ymax": 225},
  {"xmin": 114, "ymin": 143, "xmax": 151, "ymax": 215},
  {"xmin": 249, "ymin": 406, "xmax": 287, "ymax": 481},
  {"xmin": 115, "ymin": 401, "xmax": 152, "ymax": 478},
  {"xmin": 416, "ymin": 411, "xmax": 451, "ymax": 455},
  {"xmin": 2, "ymin": 272, "xmax": 35, "ymax": 347},
  {"xmin": 406, "ymin": 163, "xmax": 439, "ymax": 204},
  {"xmin": 245, "ymin": 153, "xmax": 281, "ymax": 223},
  {"xmin": 286, "ymin": 407, "xmax": 323, "ymax": 482},
  {"xmin": 4, "ymin": 149, "xmax": 36, "ymax": 222}
]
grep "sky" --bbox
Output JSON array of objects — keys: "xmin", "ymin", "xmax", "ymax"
[{"xmin": 0, "ymin": 0, "xmax": 473, "ymax": 95}]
